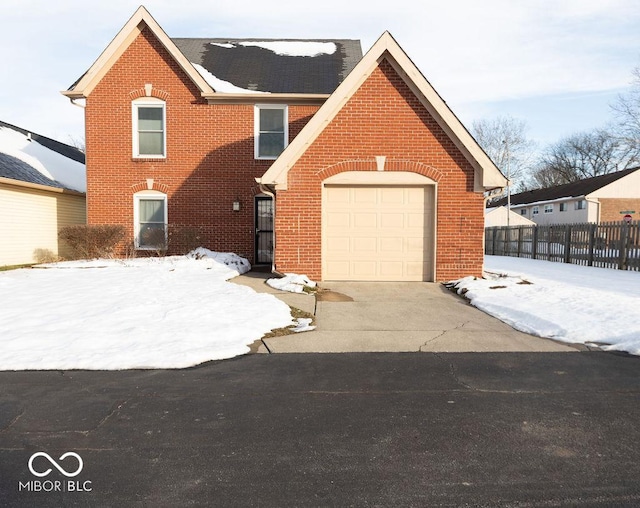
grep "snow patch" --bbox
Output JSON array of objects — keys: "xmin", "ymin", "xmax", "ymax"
[
  {"xmin": 191, "ymin": 62, "xmax": 269, "ymax": 94},
  {"xmin": 266, "ymin": 273, "xmax": 317, "ymax": 293},
  {"xmin": 238, "ymin": 41, "xmax": 337, "ymax": 57}
]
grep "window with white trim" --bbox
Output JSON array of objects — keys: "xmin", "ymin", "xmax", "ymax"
[
  {"xmin": 532, "ymin": 206, "xmax": 539, "ymax": 215},
  {"xmin": 575, "ymin": 199, "xmax": 587, "ymax": 210},
  {"xmin": 520, "ymin": 209, "xmax": 527, "ymax": 216},
  {"xmin": 560, "ymin": 203, "xmax": 568, "ymax": 212},
  {"xmin": 544, "ymin": 204, "xmax": 553, "ymax": 214},
  {"xmin": 134, "ymin": 191, "xmax": 167, "ymax": 249},
  {"xmin": 132, "ymin": 98, "xmax": 166, "ymax": 158},
  {"xmin": 255, "ymin": 105, "xmax": 288, "ymax": 159}
]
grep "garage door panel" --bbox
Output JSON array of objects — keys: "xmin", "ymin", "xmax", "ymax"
[{"xmin": 324, "ymin": 185, "xmax": 433, "ymax": 281}]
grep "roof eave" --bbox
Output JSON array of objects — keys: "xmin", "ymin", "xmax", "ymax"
[{"xmin": 203, "ymin": 92, "xmax": 330, "ymax": 105}]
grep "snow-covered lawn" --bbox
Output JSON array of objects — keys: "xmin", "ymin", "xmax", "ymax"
[
  {"xmin": 0, "ymin": 249, "xmax": 293, "ymax": 370},
  {"xmin": 450, "ymin": 256, "xmax": 640, "ymax": 355}
]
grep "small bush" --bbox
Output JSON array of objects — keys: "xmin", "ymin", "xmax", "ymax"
[{"xmin": 59, "ymin": 225, "xmax": 126, "ymax": 259}]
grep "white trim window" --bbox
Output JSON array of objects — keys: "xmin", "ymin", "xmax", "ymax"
[
  {"xmin": 134, "ymin": 191, "xmax": 168, "ymax": 249},
  {"xmin": 255, "ymin": 104, "xmax": 288, "ymax": 159},
  {"xmin": 520, "ymin": 209, "xmax": 527, "ymax": 216},
  {"xmin": 532, "ymin": 206, "xmax": 539, "ymax": 215},
  {"xmin": 544, "ymin": 204, "xmax": 553, "ymax": 214},
  {"xmin": 132, "ymin": 98, "xmax": 166, "ymax": 158},
  {"xmin": 560, "ymin": 202, "xmax": 568, "ymax": 212},
  {"xmin": 575, "ymin": 199, "xmax": 587, "ymax": 210}
]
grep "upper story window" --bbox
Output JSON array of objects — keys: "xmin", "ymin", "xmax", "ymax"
[
  {"xmin": 575, "ymin": 199, "xmax": 587, "ymax": 210},
  {"xmin": 560, "ymin": 203, "xmax": 568, "ymax": 212},
  {"xmin": 532, "ymin": 206, "xmax": 539, "ymax": 215},
  {"xmin": 133, "ymin": 98, "xmax": 166, "ymax": 158},
  {"xmin": 255, "ymin": 105, "xmax": 288, "ymax": 159},
  {"xmin": 544, "ymin": 204, "xmax": 553, "ymax": 214},
  {"xmin": 520, "ymin": 209, "xmax": 527, "ymax": 216}
]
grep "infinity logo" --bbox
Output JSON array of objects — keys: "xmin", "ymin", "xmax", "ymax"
[{"xmin": 28, "ymin": 452, "xmax": 84, "ymax": 478}]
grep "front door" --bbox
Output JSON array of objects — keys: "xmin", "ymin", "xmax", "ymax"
[{"xmin": 255, "ymin": 196, "xmax": 274, "ymax": 264}]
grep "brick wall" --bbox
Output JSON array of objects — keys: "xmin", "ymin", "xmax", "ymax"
[
  {"xmin": 600, "ymin": 198, "xmax": 640, "ymax": 222},
  {"xmin": 85, "ymin": 26, "xmax": 317, "ymax": 262},
  {"xmin": 274, "ymin": 59, "xmax": 484, "ymax": 281}
]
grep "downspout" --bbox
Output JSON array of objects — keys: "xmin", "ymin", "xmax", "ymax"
[
  {"xmin": 256, "ymin": 179, "xmax": 279, "ymax": 275},
  {"xmin": 585, "ymin": 196, "xmax": 601, "ymax": 223}
]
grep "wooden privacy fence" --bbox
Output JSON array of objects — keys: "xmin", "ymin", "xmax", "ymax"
[{"xmin": 485, "ymin": 221, "xmax": 640, "ymax": 271}]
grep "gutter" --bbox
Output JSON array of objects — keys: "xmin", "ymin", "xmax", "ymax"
[{"xmin": 0, "ymin": 177, "xmax": 85, "ymax": 197}]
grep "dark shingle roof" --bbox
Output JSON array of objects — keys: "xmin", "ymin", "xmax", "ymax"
[
  {"xmin": 172, "ymin": 38, "xmax": 362, "ymax": 94},
  {"xmin": 494, "ymin": 167, "xmax": 640, "ymax": 207},
  {"xmin": 0, "ymin": 121, "xmax": 85, "ymax": 164},
  {"xmin": 0, "ymin": 121, "xmax": 85, "ymax": 191},
  {"xmin": 0, "ymin": 152, "xmax": 63, "ymax": 188}
]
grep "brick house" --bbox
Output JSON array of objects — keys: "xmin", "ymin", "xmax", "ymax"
[
  {"xmin": 62, "ymin": 6, "xmax": 506, "ymax": 282},
  {"xmin": 493, "ymin": 167, "xmax": 640, "ymax": 226}
]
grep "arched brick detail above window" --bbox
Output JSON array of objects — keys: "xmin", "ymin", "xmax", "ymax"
[
  {"xmin": 315, "ymin": 158, "xmax": 443, "ymax": 183},
  {"xmin": 130, "ymin": 180, "xmax": 169, "ymax": 194},
  {"xmin": 129, "ymin": 86, "xmax": 170, "ymax": 101}
]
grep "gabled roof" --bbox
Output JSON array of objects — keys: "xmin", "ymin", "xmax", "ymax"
[
  {"xmin": 63, "ymin": 6, "xmax": 361, "ymax": 100},
  {"xmin": 259, "ymin": 31, "xmax": 507, "ymax": 191},
  {"xmin": 0, "ymin": 121, "xmax": 86, "ymax": 193},
  {"xmin": 63, "ymin": 6, "xmax": 214, "ymax": 99},
  {"xmin": 173, "ymin": 38, "xmax": 362, "ymax": 95},
  {"xmin": 494, "ymin": 167, "xmax": 640, "ymax": 207}
]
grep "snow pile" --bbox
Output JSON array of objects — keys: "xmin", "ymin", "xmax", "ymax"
[
  {"xmin": 187, "ymin": 247, "xmax": 250, "ymax": 275},
  {"xmin": 266, "ymin": 273, "xmax": 317, "ymax": 293},
  {"xmin": 291, "ymin": 318, "xmax": 315, "ymax": 333},
  {"xmin": 191, "ymin": 62, "xmax": 269, "ymax": 94},
  {"xmin": 0, "ymin": 126, "xmax": 86, "ymax": 192},
  {"xmin": 0, "ymin": 251, "xmax": 293, "ymax": 370},
  {"xmin": 449, "ymin": 256, "xmax": 640, "ymax": 355}
]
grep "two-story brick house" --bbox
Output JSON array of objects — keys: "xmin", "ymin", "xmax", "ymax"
[{"xmin": 62, "ymin": 6, "xmax": 506, "ymax": 281}]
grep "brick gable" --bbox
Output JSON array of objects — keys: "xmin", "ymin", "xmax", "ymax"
[{"xmin": 274, "ymin": 59, "xmax": 484, "ymax": 281}]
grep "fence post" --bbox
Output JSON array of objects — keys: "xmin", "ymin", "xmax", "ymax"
[
  {"xmin": 532, "ymin": 226, "xmax": 538, "ymax": 259},
  {"xmin": 588, "ymin": 223, "xmax": 596, "ymax": 266},
  {"xmin": 564, "ymin": 225, "xmax": 572, "ymax": 264},
  {"xmin": 619, "ymin": 222, "xmax": 629, "ymax": 270}
]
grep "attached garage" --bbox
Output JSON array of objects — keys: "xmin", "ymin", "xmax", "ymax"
[{"xmin": 322, "ymin": 172, "xmax": 436, "ymax": 281}]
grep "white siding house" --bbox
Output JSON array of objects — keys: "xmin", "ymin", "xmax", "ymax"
[{"xmin": 0, "ymin": 121, "xmax": 86, "ymax": 266}]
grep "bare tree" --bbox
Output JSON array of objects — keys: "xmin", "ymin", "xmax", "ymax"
[
  {"xmin": 471, "ymin": 115, "xmax": 536, "ymax": 192},
  {"xmin": 612, "ymin": 65, "xmax": 640, "ymax": 156},
  {"xmin": 531, "ymin": 129, "xmax": 638, "ymax": 187}
]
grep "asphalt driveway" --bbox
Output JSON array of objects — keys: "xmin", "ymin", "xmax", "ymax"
[
  {"xmin": 2, "ymin": 352, "xmax": 640, "ymax": 507},
  {"xmin": 234, "ymin": 274, "xmax": 580, "ymax": 353}
]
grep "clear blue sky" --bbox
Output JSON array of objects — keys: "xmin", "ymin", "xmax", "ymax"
[{"xmin": 1, "ymin": 0, "xmax": 639, "ymax": 150}]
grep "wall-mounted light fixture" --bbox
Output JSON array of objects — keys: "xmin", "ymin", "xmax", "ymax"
[{"xmin": 232, "ymin": 200, "xmax": 241, "ymax": 211}]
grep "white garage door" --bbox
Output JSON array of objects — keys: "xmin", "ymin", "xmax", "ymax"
[{"xmin": 323, "ymin": 185, "xmax": 434, "ymax": 281}]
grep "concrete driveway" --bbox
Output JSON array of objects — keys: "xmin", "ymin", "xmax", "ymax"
[{"xmin": 233, "ymin": 273, "xmax": 580, "ymax": 353}]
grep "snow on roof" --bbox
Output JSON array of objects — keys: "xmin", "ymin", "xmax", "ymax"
[
  {"xmin": 0, "ymin": 126, "xmax": 86, "ymax": 192},
  {"xmin": 238, "ymin": 41, "xmax": 337, "ymax": 57},
  {"xmin": 211, "ymin": 40, "xmax": 337, "ymax": 57},
  {"xmin": 191, "ymin": 62, "xmax": 269, "ymax": 94}
]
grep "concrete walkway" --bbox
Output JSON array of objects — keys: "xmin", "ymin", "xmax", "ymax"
[{"xmin": 232, "ymin": 272, "xmax": 580, "ymax": 353}]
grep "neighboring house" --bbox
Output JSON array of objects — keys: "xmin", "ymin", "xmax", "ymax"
[
  {"xmin": 492, "ymin": 168, "xmax": 640, "ymax": 226},
  {"xmin": 0, "ymin": 121, "xmax": 86, "ymax": 266},
  {"xmin": 61, "ymin": 6, "xmax": 506, "ymax": 281},
  {"xmin": 485, "ymin": 206, "xmax": 535, "ymax": 228}
]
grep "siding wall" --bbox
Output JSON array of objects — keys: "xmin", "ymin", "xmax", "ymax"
[{"xmin": 0, "ymin": 182, "xmax": 86, "ymax": 266}]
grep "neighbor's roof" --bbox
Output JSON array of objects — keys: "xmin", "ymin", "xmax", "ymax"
[
  {"xmin": 0, "ymin": 121, "xmax": 86, "ymax": 193},
  {"xmin": 494, "ymin": 167, "xmax": 640, "ymax": 207},
  {"xmin": 63, "ymin": 6, "xmax": 361, "ymax": 99},
  {"xmin": 172, "ymin": 38, "xmax": 362, "ymax": 94}
]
